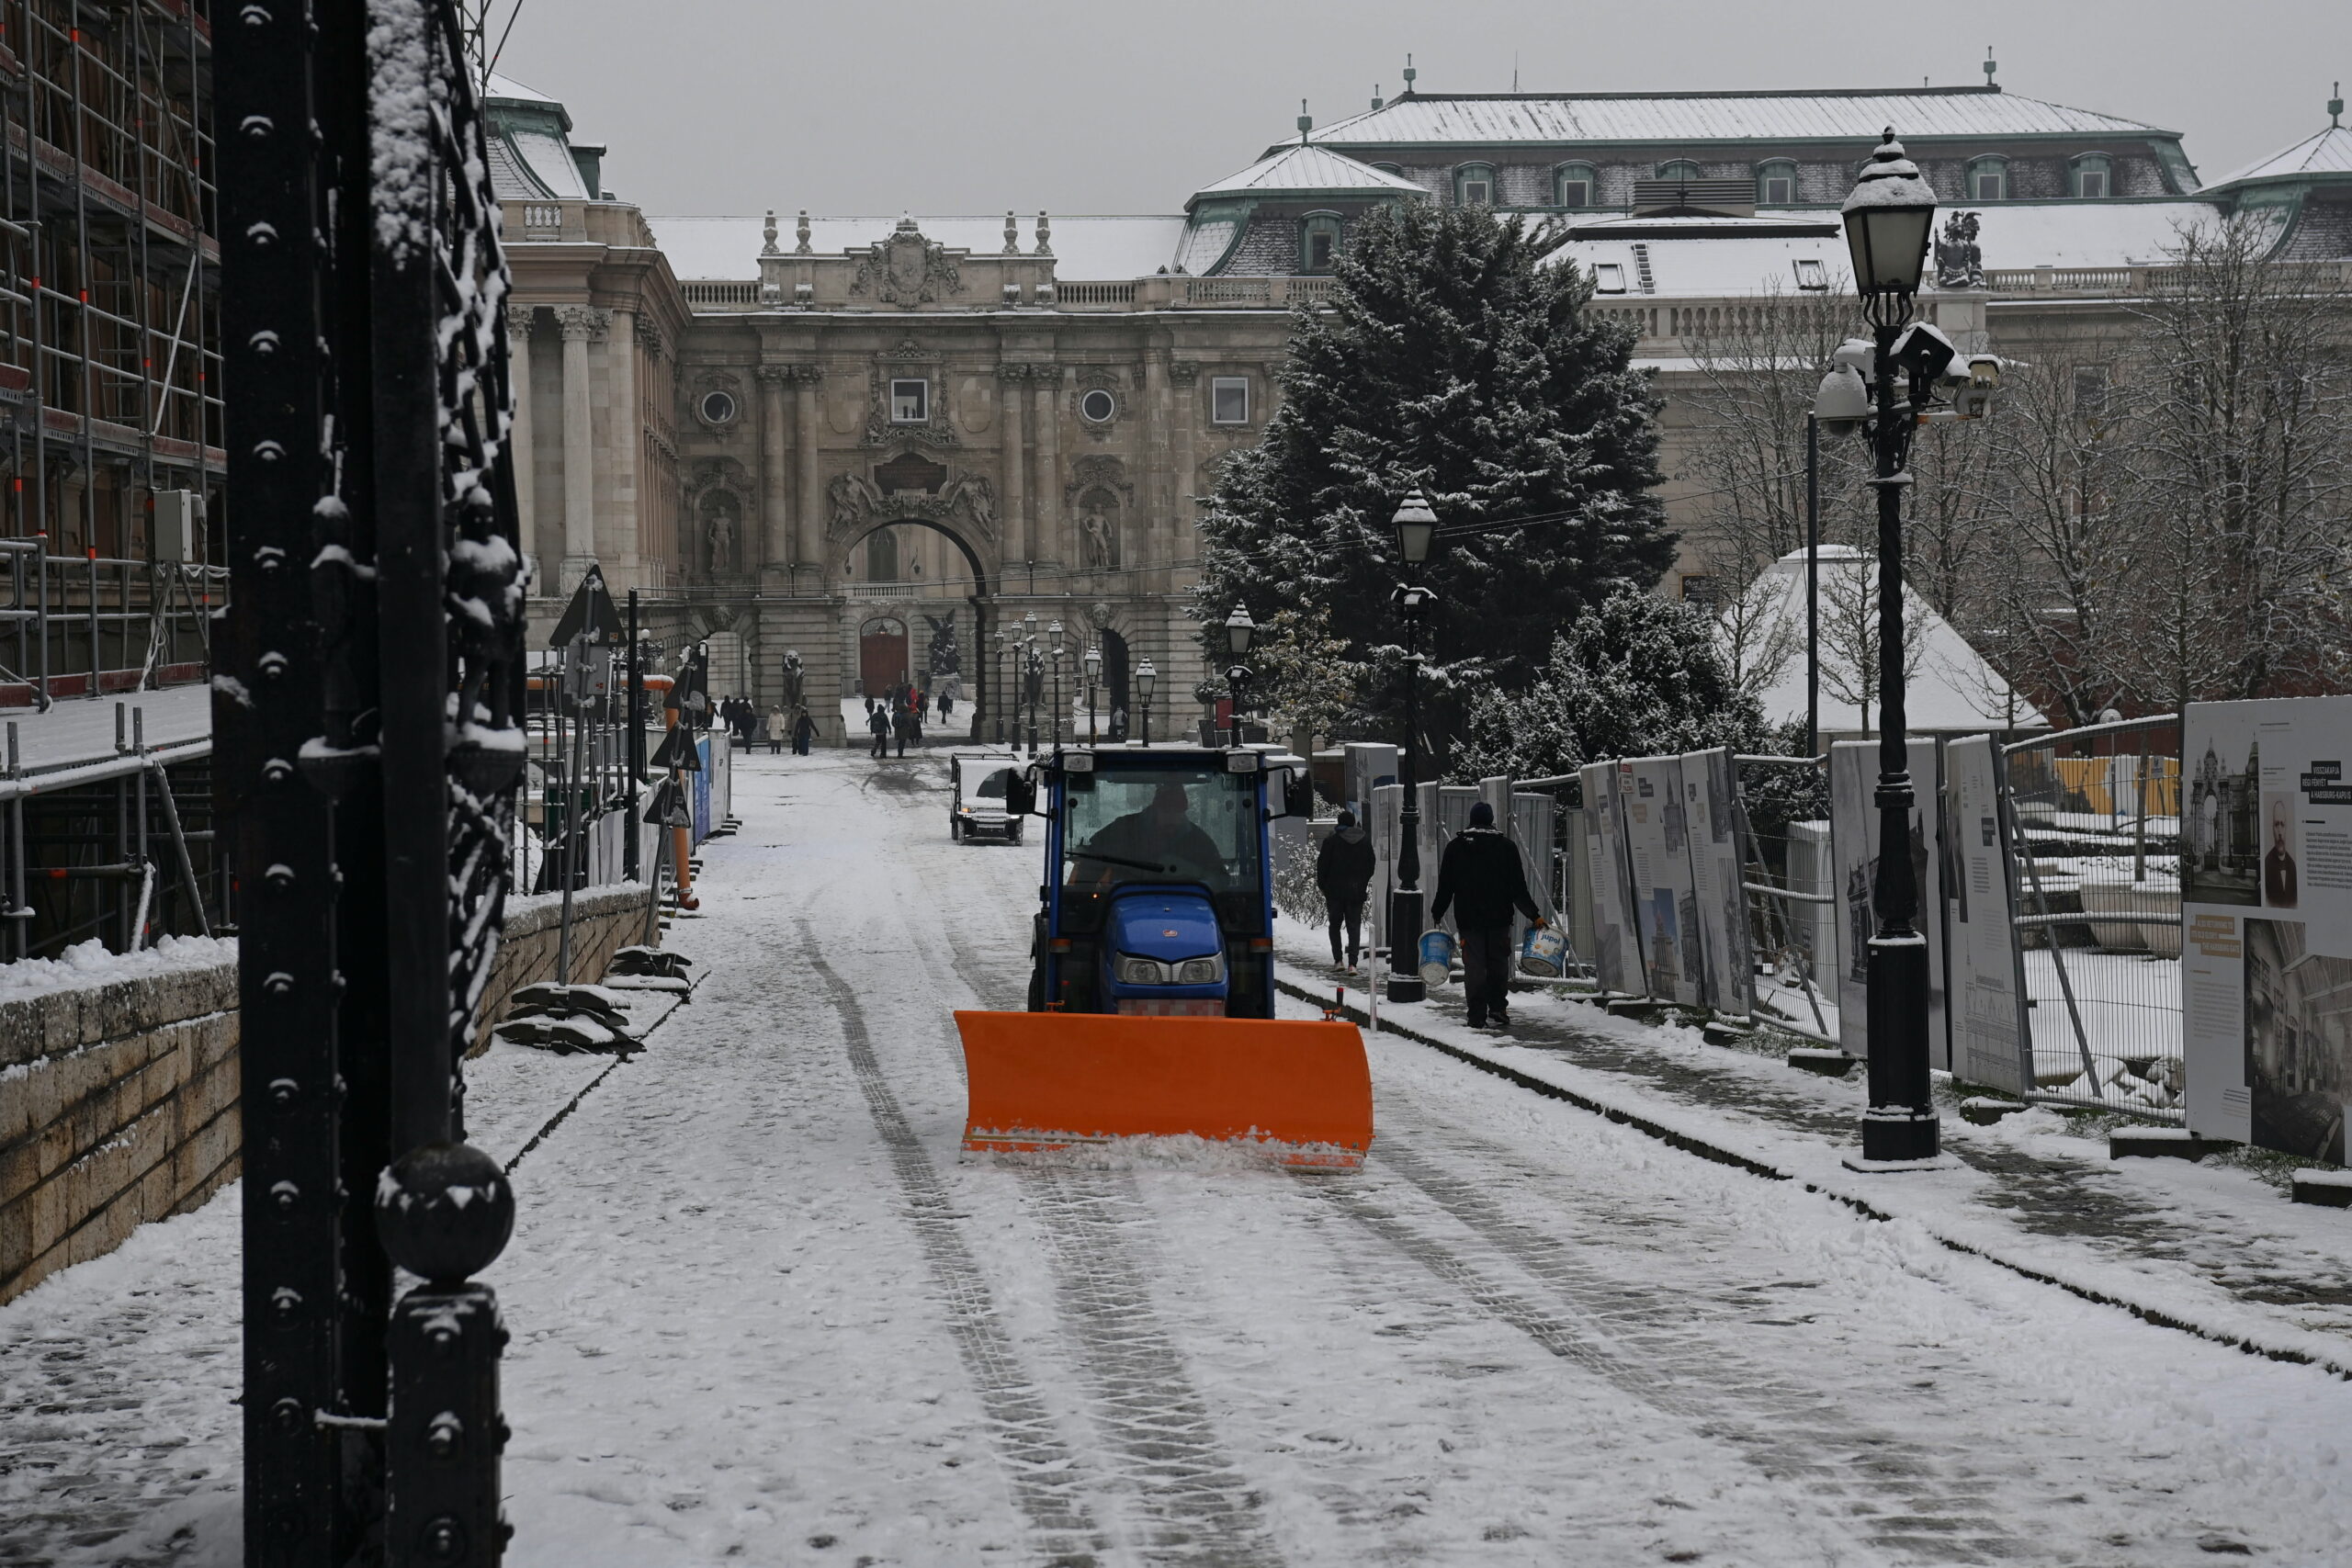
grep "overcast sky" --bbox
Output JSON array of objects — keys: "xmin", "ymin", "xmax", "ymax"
[{"xmin": 492, "ymin": 0, "xmax": 2349, "ymax": 218}]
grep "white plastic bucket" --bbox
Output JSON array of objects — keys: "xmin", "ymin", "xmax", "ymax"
[
  {"xmin": 1520, "ymin": 925, "xmax": 1568, "ymax": 978},
  {"xmin": 1417, "ymin": 929, "xmax": 1456, "ymax": 989}
]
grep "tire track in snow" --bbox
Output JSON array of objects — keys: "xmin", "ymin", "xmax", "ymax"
[
  {"xmin": 798, "ymin": 938, "xmax": 1107, "ymax": 1567},
  {"xmin": 879, "ymin": 808, "xmax": 1289, "ymax": 1565},
  {"xmin": 1316, "ymin": 1124, "xmax": 2027, "ymax": 1565}
]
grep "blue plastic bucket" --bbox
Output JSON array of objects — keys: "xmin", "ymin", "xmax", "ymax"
[
  {"xmin": 1417, "ymin": 929, "xmax": 1456, "ymax": 988},
  {"xmin": 1520, "ymin": 925, "xmax": 1568, "ymax": 978}
]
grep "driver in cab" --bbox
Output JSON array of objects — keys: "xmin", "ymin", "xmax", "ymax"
[{"xmin": 1077, "ymin": 782, "xmax": 1227, "ymax": 888}]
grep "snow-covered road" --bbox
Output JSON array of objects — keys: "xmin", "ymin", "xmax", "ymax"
[{"xmin": 490, "ymin": 749, "xmax": 2351, "ymax": 1566}]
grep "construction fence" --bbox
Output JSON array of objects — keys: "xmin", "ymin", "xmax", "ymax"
[{"xmin": 1294, "ymin": 722, "xmax": 2195, "ymax": 1122}]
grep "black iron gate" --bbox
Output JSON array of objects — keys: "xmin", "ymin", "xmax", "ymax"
[{"xmin": 220, "ymin": 2, "xmax": 526, "ymax": 1562}]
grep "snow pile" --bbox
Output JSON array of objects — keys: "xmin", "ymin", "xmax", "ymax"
[{"xmin": 0, "ymin": 933, "xmax": 234, "ymax": 1010}]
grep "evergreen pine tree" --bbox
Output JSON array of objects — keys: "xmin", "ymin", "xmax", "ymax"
[{"xmin": 1195, "ymin": 202, "xmax": 1673, "ymax": 754}]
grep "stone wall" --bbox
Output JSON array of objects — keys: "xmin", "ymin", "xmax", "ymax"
[
  {"xmin": 0, "ymin": 958, "xmax": 241, "ymax": 1304},
  {"xmin": 0, "ymin": 883, "xmax": 658, "ymax": 1304}
]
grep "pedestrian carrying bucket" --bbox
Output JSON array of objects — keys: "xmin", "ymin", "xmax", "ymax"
[
  {"xmin": 1520, "ymin": 925, "xmax": 1569, "ymax": 978},
  {"xmin": 1417, "ymin": 929, "xmax": 1456, "ymax": 988},
  {"xmin": 956, "ymin": 1010, "xmax": 1374, "ymax": 1168}
]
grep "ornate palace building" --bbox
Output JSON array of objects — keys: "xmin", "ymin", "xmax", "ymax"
[{"xmin": 487, "ymin": 69, "xmax": 2352, "ymax": 739}]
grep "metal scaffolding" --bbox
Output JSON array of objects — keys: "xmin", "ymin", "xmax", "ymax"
[{"xmin": 1, "ymin": 0, "xmax": 221, "ymax": 706}]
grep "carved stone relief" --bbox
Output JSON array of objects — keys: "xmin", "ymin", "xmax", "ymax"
[
  {"xmin": 849, "ymin": 219, "xmax": 963, "ymax": 309},
  {"xmin": 828, "ymin": 455, "xmax": 998, "ymax": 544}
]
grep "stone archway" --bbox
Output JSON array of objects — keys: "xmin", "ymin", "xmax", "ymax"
[{"xmin": 838, "ymin": 516, "xmax": 996, "ymax": 735}]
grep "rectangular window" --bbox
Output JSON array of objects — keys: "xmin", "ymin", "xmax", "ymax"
[
  {"xmin": 1464, "ymin": 180, "xmax": 1491, "ymax": 206},
  {"xmin": 1792, "ymin": 258, "xmax": 1826, "ymax": 291},
  {"xmin": 1307, "ymin": 230, "xmax": 1334, "ymax": 268},
  {"xmin": 889, "ymin": 378, "xmax": 928, "ymax": 423},
  {"xmin": 1211, "ymin": 377, "xmax": 1250, "ymax": 425},
  {"xmin": 2078, "ymin": 167, "xmax": 2109, "ymax": 199},
  {"xmin": 1975, "ymin": 170, "xmax": 2004, "ymax": 201},
  {"xmin": 1763, "ymin": 175, "xmax": 1793, "ymax": 204},
  {"xmin": 1593, "ymin": 263, "xmax": 1626, "ymax": 294},
  {"xmin": 1558, "ymin": 179, "xmax": 1589, "ymax": 208}
]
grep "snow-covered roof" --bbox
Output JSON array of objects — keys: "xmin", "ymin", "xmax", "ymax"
[
  {"xmin": 497, "ymin": 127, "xmax": 592, "ymax": 201},
  {"xmin": 484, "ymin": 72, "xmax": 562, "ymax": 110},
  {"xmin": 1733, "ymin": 547, "xmax": 2047, "ymax": 733},
  {"xmin": 1546, "ymin": 200, "xmax": 2222, "ymax": 292},
  {"xmin": 645, "ymin": 214, "xmax": 1189, "ymax": 282},
  {"xmin": 2203, "ymin": 125, "xmax": 2352, "ymax": 193},
  {"xmin": 1302, "ymin": 86, "xmax": 2173, "ymax": 151},
  {"xmin": 1191, "ymin": 144, "xmax": 1426, "ymax": 202}
]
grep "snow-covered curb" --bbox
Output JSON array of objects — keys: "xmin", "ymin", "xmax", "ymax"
[
  {"xmin": 0, "ymin": 934, "xmax": 233, "ymax": 1010},
  {"xmin": 1276, "ymin": 970, "xmax": 2352, "ymax": 1382}
]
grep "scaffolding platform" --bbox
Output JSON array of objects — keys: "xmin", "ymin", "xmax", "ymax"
[{"xmin": 0, "ymin": 684, "xmax": 208, "ymax": 795}]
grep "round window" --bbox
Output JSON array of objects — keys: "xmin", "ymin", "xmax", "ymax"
[
  {"xmin": 700, "ymin": 389, "xmax": 738, "ymax": 425},
  {"xmin": 1079, "ymin": 388, "xmax": 1117, "ymax": 423}
]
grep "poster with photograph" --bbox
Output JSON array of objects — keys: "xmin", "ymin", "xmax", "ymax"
[
  {"xmin": 1580, "ymin": 762, "xmax": 1642, "ymax": 996},
  {"xmin": 1828, "ymin": 739, "xmax": 1947, "ymax": 1061},
  {"xmin": 1624, "ymin": 756, "xmax": 1702, "ymax": 1007},
  {"xmin": 2182, "ymin": 696, "xmax": 2352, "ymax": 1160},
  {"xmin": 1942, "ymin": 736, "xmax": 2032, "ymax": 1095},
  {"xmin": 1680, "ymin": 748, "xmax": 1755, "ymax": 1015}
]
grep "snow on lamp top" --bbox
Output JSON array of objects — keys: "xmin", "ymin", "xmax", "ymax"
[{"xmin": 1840, "ymin": 130, "xmax": 1936, "ymax": 300}]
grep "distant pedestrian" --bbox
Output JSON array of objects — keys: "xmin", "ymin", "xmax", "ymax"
[
  {"xmin": 792, "ymin": 708, "xmax": 816, "ymax": 755},
  {"xmin": 939, "ymin": 690, "xmax": 955, "ymax": 720},
  {"xmin": 764, "ymin": 705, "xmax": 788, "ymax": 754},
  {"xmin": 1430, "ymin": 801, "xmax": 1544, "ymax": 1031},
  {"xmin": 1316, "ymin": 808, "xmax": 1376, "ymax": 972},
  {"xmin": 867, "ymin": 703, "xmax": 890, "ymax": 760},
  {"xmin": 893, "ymin": 701, "xmax": 919, "ymax": 758}
]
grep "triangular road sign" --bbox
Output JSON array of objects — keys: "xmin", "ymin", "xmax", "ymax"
[
  {"xmin": 549, "ymin": 564, "xmax": 625, "ymax": 649},
  {"xmin": 650, "ymin": 725, "xmax": 702, "ymax": 773}
]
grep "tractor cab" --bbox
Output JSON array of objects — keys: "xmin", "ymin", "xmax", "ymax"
[{"xmin": 1017, "ymin": 745, "xmax": 1307, "ymax": 1019}]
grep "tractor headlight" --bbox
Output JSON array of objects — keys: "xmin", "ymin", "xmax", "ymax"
[
  {"xmin": 1176, "ymin": 955, "xmax": 1226, "ymax": 986},
  {"xmin": 1117, "ymin": 955, "xmax": 1169, "ymax": 985}
]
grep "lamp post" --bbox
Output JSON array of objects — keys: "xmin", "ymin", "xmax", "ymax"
[
  {"xmin": 1221, "ymin": 604, "xmax": 1256, "ymax": 749},
  {"xmin": 1386, "ymin": 491, "xmax": 1438, "ymax": 1005},
  {"xmin": 1083, "ymin": 643, "xmax": 1102, "ymax": 745},
  {"xmin": 1136, "ymin": 658, "xmax": 1156, "ymax": 746},
  {"xmin": 1047, "ymin": 621, "xmax": 1066, "ymax": 751},
  {"xmin": 1832, "ymin": 130, "xmax": 1941, "ymax": 1168},
  {"xmin": 991, "ymin": 626, "xmax": 1010, "ymax": 745},
  {"xmin": 1021, "ymin": 611, "xmax": 1039, "ymax": 755}
]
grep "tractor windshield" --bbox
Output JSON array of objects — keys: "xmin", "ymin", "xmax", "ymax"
[{"xmin": 1063, "ymin": 768, "xmax": 1258, "ymax": 896}]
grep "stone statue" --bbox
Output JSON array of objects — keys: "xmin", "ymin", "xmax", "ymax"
[
  {"xmin": 828, "ymin": 470, "xmax": 884, "ymax": 536},
  {"xmin": 940, "ymin": 471, "xmax": 995, "ymax": 535},
  {"xmin": 923, "ymin": 614, "xmax": 960, "ymax": 678},
  {"xmin": 705, "ymin": 500, "xmax": 736, "ymax": 570},
  {"xmin": 780, "ymin": 649, "xmax": 807, "ymax": 711},
  {"xmin": 1934, "ymin": 211, "xmax": 1983, "ymax": 290},
  {"xmin": 1080, "ymin": 511, "xmax": 1117, "ymax": 570}
]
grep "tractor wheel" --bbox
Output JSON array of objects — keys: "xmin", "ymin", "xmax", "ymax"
[{"xmin": 1026, "ymin": 965, "xmax": 1046, "ymax": 1013}]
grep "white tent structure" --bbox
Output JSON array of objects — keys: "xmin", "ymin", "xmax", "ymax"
[{"xmin": 1729, "ymin": 546, "xmax": 2047, "ymax": 739}]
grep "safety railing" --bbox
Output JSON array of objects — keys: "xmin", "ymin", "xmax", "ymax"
[{"xmin": 0, "ymin": 550, "xmax": 224, "ymax": 706}]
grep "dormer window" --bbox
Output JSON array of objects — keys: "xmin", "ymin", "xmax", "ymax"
[
  {"xmin": 889, "ymin": 378, "xmax": 928, "ymax": 423},
  {"xmin": 1756, "ymin": 160, "xmax": 1798, "ymax": 206},
  {"xmin": 2072, "ymin": 153, "xmax": 2113, "ymax": 199},
  {"xmin": 1967, "ymin": 155, "xmax": 2009, "ymax": 202},
  {"xmin": 1592, "ymin": 263, "xmax": 1627, "ymax": 295},
  {"xmin": 1792, "ymin": 258, "xmax": 1827, "ymax": 291},
  {"xmin": 1657, "ymin": 159, "xmax": 1702, "ymax": 185},
  {"xmin": 1555, "ymin": 162, "xmax": 1598, "ymax": 209},
  {"xmin": 1301, "ymin": 212, "xmax": 1343, "ymax": 272},
  {"xmin": 1454, "ymin": 163, "xmax": 1497, "ymax": 207}
]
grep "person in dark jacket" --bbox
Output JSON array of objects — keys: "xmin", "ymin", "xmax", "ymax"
[
  {"xmin": 1315, "ymin": 809, "xmax": 1377, "ymax": 971},
  {"xmin": 867, "ymin": 703, "xmax": 891, "ymax": 760},
  {"xmin": 1430, "ymin": 801, "xmax": 1544, "ymax": 1030},
  {"xmin": 792, "ymin": 708, "xmax": 817, "ymax": 755},
  {"xmin": 893, "ymin": 700, "xmax": 920, "ymax": 757}
]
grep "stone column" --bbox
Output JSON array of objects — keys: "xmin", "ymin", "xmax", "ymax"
[
  {"xmin": 792, "ymin": 367, "xmax": 823, "ymax": 583},
  {"xmin": 504, "ymin": 305, "xmax": 539, "ymax": 583},
  {"xmin": 996, "ymin": 363, "xmax": 1028, "ymax": 569},
  {"xmin": 554, "ymin": 305, "xmax": 608, "ymax": 592},
  {"xmin": 1143, "ymin": 350, "xmax": 1172, "ymax": 582},
  {"xmin": 1170, "ymin": 361, "xmax": 1200, "ymax": 567},
  {"xmin": 607, "ymin": 309, "xmax": 639, "ymax": 585},
  {"xmin": 1032, "ymin": 365, "xmax": 1061, "ymax": 569},
  {"xmin": 756, "ymin": 365, "xmax": 790, "ymax": 576}
]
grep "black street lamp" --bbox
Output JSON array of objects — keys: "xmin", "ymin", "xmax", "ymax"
[
  {"xmin": 1834, "ymin": 130, "xmax": 1942, "ymax": 1168},
  {"xmin": 1387, "ymin": 490, "xmax": 1439, "ymax": 1005},
  {"xmin": 1136, "ymin": 658, "xmax": 1156, "ymax": 746},
  {"xmin": 1083, "ymin": 643, "xmax": 1102, "ymax": 745},
  {"xmin": 1047, "ymin": 620, "xmax": 1066, "ymax": 751},
  {"xmin": 1021, "ymin": 611, "xmax": 1039, "ymax": 756},
  {"xmin": 1222, "ymin": 604, "xmax": 1256, "ymax": 749},
  {"xmin": 992, "ymin": 626, "xmax": 1011, "ymax": 745}
]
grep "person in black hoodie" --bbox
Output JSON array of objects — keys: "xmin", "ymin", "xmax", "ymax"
[
  {"xmin": 1315, "ymin": 808, "xmax": 1376, "ymax": 971},
  {"xmin": 1430, "ymin": 800, "xmax": 1544, "ymax": 1030}
]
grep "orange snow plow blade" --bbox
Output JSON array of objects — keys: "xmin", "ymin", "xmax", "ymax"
[{"xmin": 955, "ymin": 1010, "xmax": 1374, "ymax": 1168}]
